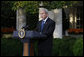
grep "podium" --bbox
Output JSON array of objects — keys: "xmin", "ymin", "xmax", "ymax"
[{"xmin": 13, "ymin": 30, "xmax": 46, "ymax": 56}]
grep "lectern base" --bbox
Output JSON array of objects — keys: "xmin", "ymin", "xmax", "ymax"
[{"xmin": 23, "ymin": 42, "xmax": 34, "ymax": 56}]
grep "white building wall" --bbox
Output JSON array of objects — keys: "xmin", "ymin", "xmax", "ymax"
[{"xmin": 48, "ymin": 9, "xmax": 62, "ymax": 38}]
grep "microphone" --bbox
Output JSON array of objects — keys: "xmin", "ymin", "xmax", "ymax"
[{"xmin": 22, "ymin": 25, "xmax": 29, "ymax": 30}]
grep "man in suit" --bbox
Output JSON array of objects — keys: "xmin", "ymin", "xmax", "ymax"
[{"xmin": 36, "ymin": 8, "xmax": 55, "ymax": 56}]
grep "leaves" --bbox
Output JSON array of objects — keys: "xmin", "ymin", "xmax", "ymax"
[
  {"xmin": 12, "ymin": 1, "xmax": 80, "ymax": 13},
  {"xmin": 40, "ymin": 1, "xmax": 80, "ymax": 10},
  {"xmin": 12, "ymin": 1, "xmax": 39, "ymax": 14}
]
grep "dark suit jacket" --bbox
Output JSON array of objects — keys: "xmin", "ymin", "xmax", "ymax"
[{"xmin": 36, "ymin": 17, "xmax": 55, "ymax": 50}]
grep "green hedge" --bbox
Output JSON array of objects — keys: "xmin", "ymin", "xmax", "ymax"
[
  {"xmin": 1, "ymin": 37, "xmax": 83, "ymax": 56},
  {"xmin": 52, "ymin": 37, "xmax": 83, "ymax": 56},
  {"xmin": 1, "ymin": 38, "xmax": 23, "ymax": 56},
  {"xmin": 52, "ymin": 37, "xmax": 76, "ymax": 56},
  {"xmin": 73, "ymin": 38, "xmax": 83, "ymax": 56}
]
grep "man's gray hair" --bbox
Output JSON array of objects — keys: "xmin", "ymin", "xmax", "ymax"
[{"xmin": 39, "ymin": 8, "xmax": 48, "ymax": 14}]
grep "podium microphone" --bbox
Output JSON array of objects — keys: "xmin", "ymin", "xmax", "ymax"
[{"xmin": 22, "ymin": 25, "xmax": 29, "ymax": 30}]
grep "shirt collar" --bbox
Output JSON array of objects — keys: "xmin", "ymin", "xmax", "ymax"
[{"xmin": 43, "ymin": 17, "xmax": 48, "ymax": 23}]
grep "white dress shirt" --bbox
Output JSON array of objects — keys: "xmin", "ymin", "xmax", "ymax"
[{"xmin": 43, "ymin": 17, "xmax": 48, "ymax": 24}]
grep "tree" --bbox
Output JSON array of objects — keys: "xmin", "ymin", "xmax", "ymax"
[
  {"xmin": 12, "ymin": 1, "xmax": 39, "ymax": 14},
  {"xmin": 12, "ymin": 1, "xmax": 40, "ymax": 30},
  {"xmin": 41, "ymin": 1, "xmax": 81, "ymax": 10},
  {"xmin": 1, "ymin": 1, "xmax": 39, "ymax": 29},
  {"xmin": 1, "ymin": 1, "xmax": 16, "ymax": 27},
  {"xmin": 1, "ymin": 1, "xmax": 81, "ymax": 28}
]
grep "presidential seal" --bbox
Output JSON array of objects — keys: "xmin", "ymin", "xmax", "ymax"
[{"xmin": 18, "ymin": 29, "xmax": 25, "ymax": 38}]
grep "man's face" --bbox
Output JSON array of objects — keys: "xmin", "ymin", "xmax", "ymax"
[{"xmin": 39, "ymin": 10, "xmax": 48, "ymax": 20}]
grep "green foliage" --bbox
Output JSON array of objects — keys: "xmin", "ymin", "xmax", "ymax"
[
  {"xmin": 1, "ymin": 1, "xmax": 16, "ymax": 27},
  {"xmin": 52, "ymin": 37, "xmax": 83, "ymax": 56},
  {"xmin": 1, "ymin": 38, "xmax": 23, "ymax": 56},
  {"xmin": 12, "ymin": 1, "xmax": 39, "ymax": 29},
  {"xmin": 52, "ymin": 37, "xmax": 76, "ymax": 56},
  {"xmin": 73, "ymin": 38, "xmax": 83, "ymax": 56},
  {"xmin": 1, "ymin": 37, "xmax": 83, "ymax": 56},
  {"xmin": 1, "ymin": 1, "xmax": 81, "ymax": 28},
  {"xmin": 1, "ymin": 1, "xmax": 38, "ymax": 28},
  {"xmin": 42, "ymin": 1, "xmax": 79, "ymax": 10},
  {"xmin": 12, "ymin": 1, "xmax": 39, "ymax": 14},
  {"xmin": 12, "ymin": 1, "xmax": 80, "ymax": 13}
]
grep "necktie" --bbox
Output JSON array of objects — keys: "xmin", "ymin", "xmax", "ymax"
[{"xmin": 41, "ymin": 20, "xmax": 45, "ymax": 32}]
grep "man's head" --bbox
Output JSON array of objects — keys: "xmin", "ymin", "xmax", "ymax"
[{"xmin": 39, "ymin": 8, "xmax": 48, "ymax": 20}]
